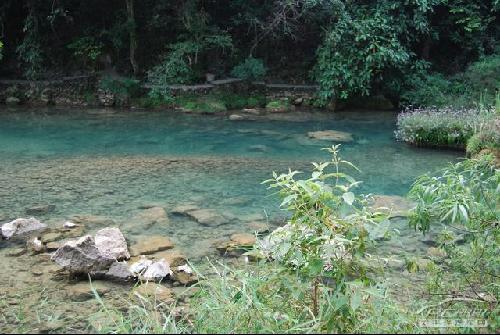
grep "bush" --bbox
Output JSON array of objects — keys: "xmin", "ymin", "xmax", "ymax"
[
  {"xmin": 395, "ymin": 104, "xmax": 497, "ymax": 149},
  {"xmin": 265, "ymin": 99, "xmax": 290, "ymax": 112},
  {"xmin": 408, "ymin": 156, "xmax": 499, "ymax": 333},
  {"xmin": 230, "ymin": 57, "xmax": 266, "ymax": 81}
]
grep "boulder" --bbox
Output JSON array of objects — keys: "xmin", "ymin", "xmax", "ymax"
[
  {"xmin": 369, "ymin": 195, "xmax": 416, "ymax": 218},
  {"xmin": 307, "ymin": 130, "xmax": 354, "ymax": 142},
  {"xmin": 216, "ymin": 233, "xmax": 256, "ymax": 256},
  {"xmin": 130, "ymin": 235, "xmax": 174, "ymax": 256},
  {"xmin": 1, "ymin": 217, "xmax": 47, "ymax": 239},
  {"xmin": 94, "ymin": 227, "xmax": 130, "ymax": 260},
  {"xmin": 141, "ymin": 259, "xmax": 172, "ymax": 281},
  {"xmin": 25, "ymin": 204, "xmax": 55, "ymax": 216},
  {"xmin": 229, "ymin": 114, "xmax": 245, "ymax": 121},
  {"xmin": 51, "ymin": 235, "xmax": 115, "ymax": 273}
]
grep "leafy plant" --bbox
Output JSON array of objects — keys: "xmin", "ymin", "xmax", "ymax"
[
  {"xmin": 230, "ymin": 57, "xmax": 266, "ymax": 81},
  {"xmin": 99, "ymin": 76, "xmax": 142, "ymax": 105},
  {"xmin": 16, "ymin": 12, "xmax": 44, "ymax": 79},
  {"xmin": 258, "ymin": 145, "xmax": 389, "ymax": 318},
  {"xmin": 67, "ymin": 36, "xmax": 104, "ymax": 71}
]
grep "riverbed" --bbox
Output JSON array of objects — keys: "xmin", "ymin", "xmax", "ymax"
[{"xmin": 0, "ymin": 107, "xmax": 461, "ymax": 332}]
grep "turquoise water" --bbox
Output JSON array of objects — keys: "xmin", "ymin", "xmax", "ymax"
[{"xmin": 0, "ymin": 106, "xmax": 461, "ymax": 332}]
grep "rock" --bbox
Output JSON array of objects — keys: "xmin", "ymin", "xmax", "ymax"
[
  {"xmin": 229, "ymin": 114, "xmax": 245, "ymax": 121},
  {"xmin": 242, "ymin": 108, "xmax": 260, "ymax": 115},
  {"xmin": 248, "ymin": 144, "xmax": 268, "ymax": 152},
  {"xmin": 186, "ymin": 209, "xmax": 229, "ymax": 226},
  {"xmin": 293, "ymin": 97, "xmax": 304, "ymax": 105},
  {"xmin": 151, "ymin": 249, "xmax": 187, "ymax": 267},
  {"xmin": 66, "ymin": 281, "xmax": 111, "ymax": 302},
  {"xmin": 46, "ymin": 241, "xmax": 63, "ymax": 251},
  {"xmin": 5, "ymin": 96, "xmax": 20, "ymax": 105},
  {"xmin": 134, "ymin": 283, "xmax": 174, "ymax": 304},
  {"xmin": 307, "ymin": 130, "xmax": 354, "ymax": 142},
  {"xmin": 369, "ymin": 195, "xmax": 416, "ymax": 218},
  {"xmin": 51, "ymin": 235, "xmax": 115, "ymax": 273},
  {"xmin": 173, "ymin": 264, "xmax": 198, "ymax": 286},
  {"xmin": 25, "ymin": 204, "xmax": 55, "ymax": 216},
  {"xmin": 63, "ymin": 221, "xmax": 78, "ymax": 229},
  {"xmin": 7, "ymin": 247, "xmax": 26, "ymax": 257},
  {"xmin": 171, "ymin": 203, "xmax": 199, "ymax": 215},
  {"xmin": 135, "ymin": 207, "xmax": 169, "ymax": 228},
  {"xmin": 216, "ymin": 233, "xmax": 256, "ymax": 256},
  {"xmin": 240, "ymin": 213, "xmax": 265, "ymax": 222},
  {"xmin": 105, "ymin": 261, "xmax": 134, "ymax": 281},
  {"xmin": 41, "ymin": 232, "xmax": 63, "ymax": 244},
  {"xmin": 27, "ymin": 237, "xmax": 45, "ymax": 253},
  {"xmin": 248, "ymin": 221, "xmax": 270, "ymax": 233},
  {"xmin": 130, "ymin": 235, "xmax": 174, "ymax": 256},
  {"xmin": 1, "ymin": 217, "xmax": 47, "ymax": 239},
  {"xmin": 129, "ymin": 256, "xmax": 153, "ymax": 276},
  {"xmin": 94, "ymin": 227, "xmax": 130, "ymax": 260},
  {"xmin": 426, "ymin": 247, "xmax": 447, "ymax": 259},
  {"xmin": 71, "ymin": 215, "xmax": 115, "ymax": 227},
  {"xmin": 141, "ymin": 259, "xmax": 172, "ymax": 281}
]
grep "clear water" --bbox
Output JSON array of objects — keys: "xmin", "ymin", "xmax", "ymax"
[{"xmin": 0, "ymin": 107, "xmax": 461, "ymax": 332}]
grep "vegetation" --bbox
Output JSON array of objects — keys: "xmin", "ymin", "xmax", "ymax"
[
  {"xmin": 0, "ymin": 1, "xmax": 497, "ymax": 105},
  {"xmin": 408, "ymin": 155, "xmax": 499, "ymax": 332}
]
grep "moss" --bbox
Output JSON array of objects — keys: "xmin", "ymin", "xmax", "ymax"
[{"xmin": 265, "ymin": 99, "xmax": 291, "ymax": 112}]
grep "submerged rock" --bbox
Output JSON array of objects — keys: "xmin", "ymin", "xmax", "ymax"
[
  {"xmin": 135, "ymin": 206, "xmax": 169, "ymax": 228},
  {"xmin": 185, "ymin": 208, "xmax": 230, "ymax": 226},
  {"xmin": 216, "ymin": 233, "xmax": 256, "ymax": 256},
  {"xmin": 1, "ymin": 217, "xmax": 47, "ymax": 239},
  {"xmin": 94, "ymin": 227, "xmax": 130, "ymax": 260},
  {"xmin": 171, "ymin": 203, "xmax": 199, "ymax": 215},
  {"xmin": 51, "ymin": 235, "xmax": 115, "ymax": 273},
  {"xmin": 133, "ymin": 283, "xmax": 174, "ymax": 304},
  {"xmin": 130, "ymin": 235, "xmax": 174, "ymax": 256},
  {"xmin": 27, "ymin": 237, "xmax": 45, "ymax": 254},
  {"xmin": 71, "ymin": 215, "xmax": 115, "ymax": 227},
  {"xmin": 369, "ymin": 195, "xmax": 416, "ymax": 218},
  {"xmin": 151, "ymin": 249, "xmax": 188, "ymax": 267},
  {"xmin": 172, "ymin": 264, "xmax": 198, "ymax": 286},
  {"xmin": 307, "ymin": 130, "xmax": 354, "ymax": 142},
  {"xmin": 25, "ymin": 204, "xmax": 55, "ymax": 216}
]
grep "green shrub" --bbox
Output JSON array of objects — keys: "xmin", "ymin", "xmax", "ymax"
[
  {"xmin": 174, "ymin": 95, "xmax": 227, "ymax": 114},
  {"xmin": 230, "ymin": 57, "xmax": 266, "ymax": 81},
  {"xmin": 408, "ymin": 156, "xmax": 499, "ymax": 332},
  {"xmin": 402, "ymin": 54, "xmax": 500, "ymax": 108},
  {"xmin": 67, "ymin": 36, "xmax": 103, "ymax": 71},
  {"xmin": 466, "ymin": 120, "xmax": 500, "ymax": 155},
  {"xmin": 265, "ymin": 99, "xmax": 290, "ymax": 112}
]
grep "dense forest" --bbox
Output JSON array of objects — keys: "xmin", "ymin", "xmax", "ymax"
[{"xmin": 0, "ymin": 0, "xmax": 498, "ymax": 104}]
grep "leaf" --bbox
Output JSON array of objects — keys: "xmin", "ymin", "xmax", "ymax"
[
  {"xmin": 307, "ymin": 258, "xmax": 324, "ymax": 277},
  {"xmin": 342, "ymin": 192, "xmax": 355, "ymax": 205},
  {"xmin": 350, "ymin": 290, "xmax": 362, "ymax": 312}
]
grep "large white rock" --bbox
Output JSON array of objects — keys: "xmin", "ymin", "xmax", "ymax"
[
  {"xmin": 1, "ymin": 217, "xmax": 47, "ymax": 239},
  {"xmin": 51, "ymin": 235, "xmax": 115, "ymax": 273},
  {"xmin": 94, "ymin": 227, "xmax": 130, "ymax": 260}
]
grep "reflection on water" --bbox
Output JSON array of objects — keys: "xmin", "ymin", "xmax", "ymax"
[{"xmin": 0, "ymin": 107, "xmax": 461, "ymax": 332}]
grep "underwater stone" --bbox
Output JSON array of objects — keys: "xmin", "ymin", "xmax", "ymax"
[
  {"xmin": 307, "ymin": 130, "xmax": 354, "ymax": 142},
  {"xmin": 1, "ymin": 217, "xmax": 47, "ymax": 239},
  {"xmin": 25, "ymin": 204, "xmax": 55, "ymax": 216},
  {"xmin": 129, "ymin": 235, "xmax": 174, "ymax": 256}
]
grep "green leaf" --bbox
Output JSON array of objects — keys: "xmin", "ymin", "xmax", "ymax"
[{"xmin": 342, "ymin": 192, "xmax": 355, "ymax": 205}]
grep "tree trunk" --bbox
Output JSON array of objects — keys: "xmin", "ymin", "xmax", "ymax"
[{"xmin": 125, "ymin": 0, "xmax": 139, "ymax": 76}]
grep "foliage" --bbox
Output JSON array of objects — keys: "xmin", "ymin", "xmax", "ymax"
[
  {"xmin": 15, "ymin": 12, "xmax": 43, "ymax": 80},
  {"xmin": 230, "ymin": 57, "xmax": 266, "ymax": 81},
  {"xmin": 99, "ymin": 76, "xmax": 142, "ymax": 104},
  {"xmin": 0, "ymin": 40, "xmax": 3, "ymax": 61},
  {"xmin": 313, "ymin": 5, "xmax": 410, "ymax": 103},
  {"xmin": 67, "ymin": 36, "xmax": 104, "ymax": 71},
  {"xmin": 265, "ymin": 99, "xmax": 290, "ymax": 112},
  {"xmin": 402, "ymin": 54, "xmax": 500, "ymax": 107},
  {"xmin": 174, "ymin": 95, "xmax": 227, "ymax": 114},
  {"xmin": 408, "ymin": 156, "xmax": 499, "ymax": 332},
  {"xmin": 395, "ymin": 104, "xmax": 497, "ymax": 148}
]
